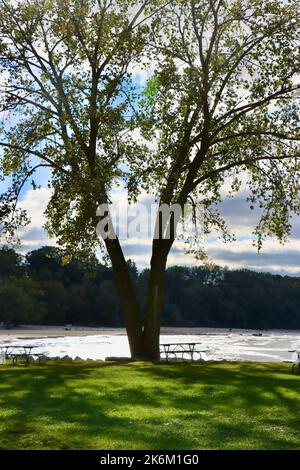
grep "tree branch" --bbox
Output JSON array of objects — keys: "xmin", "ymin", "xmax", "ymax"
[
  {"xmin": 212, "ymin": 131, "xmax": 300, "ymax": 145},
  {"xmin": 211, "ymin": 85, "xmax": 300, "ymax": 138},
  {"xmin": 192, "ymin": 153, "xmax": 295, "ymax": 189},
  {"xmin": 0, "ymin": 141, "xmax": 68, "ymax": 175}
]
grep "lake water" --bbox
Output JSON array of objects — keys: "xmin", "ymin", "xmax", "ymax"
[{"xmin": 1, "ymin": 328, "xmax": 300, "ymax": 362}]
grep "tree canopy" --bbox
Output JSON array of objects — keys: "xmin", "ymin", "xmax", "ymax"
[
  {"xmin": 0, "ymin": 0, "xmax": 157, "ymax": 250},
  {"xmin": 1, "ymin": 1, "xmax": 299, "ymax": 250}
]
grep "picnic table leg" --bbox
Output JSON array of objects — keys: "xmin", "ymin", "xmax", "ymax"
[
  {"xmin": 190, "ymin": 345, "xmax": 195, "ymax": 361},
  {"xmin": 166, "ymin": 347, "xmax": 170, "ymax": 362}
]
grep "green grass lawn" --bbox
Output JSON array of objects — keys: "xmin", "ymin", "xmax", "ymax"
[{"xmin": 0, "ymin": 361, "xmax": 300, "ymax": 450}]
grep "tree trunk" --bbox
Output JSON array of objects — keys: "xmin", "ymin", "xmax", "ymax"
[
  {"xmin": 104, "ymin": 212, "xmax": 174, "ymax": 361},
  {"xmin": 104, "ymin": 237, "xmax": 143, "ymax": 358},
  {"xmin": 142, "ymin": 241, "xmax": 169, "ymax": 360}
]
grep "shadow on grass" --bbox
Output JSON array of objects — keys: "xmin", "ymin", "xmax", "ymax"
[{"xmin": 0, "ymin": 361, "xmax": 300, "ymax": 449}]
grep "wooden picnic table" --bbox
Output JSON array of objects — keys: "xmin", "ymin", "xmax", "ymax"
[
  {"xmin": 0, "ymin": 345, "xmax": 42, "ymax": 365},
  {"xmin": 160, "ymin": 342, "xmax": 207, "ymax": 362},
  {"xmin": 288, "ymin": 350, "xmax": 300, "ymax": 374}
]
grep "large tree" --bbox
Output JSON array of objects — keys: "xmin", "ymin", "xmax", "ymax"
[{"xmin": 0, "ymin": 0, "xmax": 300, "ymax": 359}]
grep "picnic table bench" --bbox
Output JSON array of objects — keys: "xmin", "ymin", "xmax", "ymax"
[{"xmin": 160, "ymin": 342, "xmax": 207, "ymax": 362}]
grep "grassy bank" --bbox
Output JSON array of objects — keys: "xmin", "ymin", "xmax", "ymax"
[{"xmin": 0, "ymin": 361, "xmax": 300, "ymax": 450}]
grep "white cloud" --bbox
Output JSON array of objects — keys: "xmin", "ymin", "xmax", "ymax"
[
  {"xmin": 19, "ymin": 187, "xmax": 51, "ymax": 227},
  {"xmin": 128, "ymin": 56, "xmax": 158, "ymax": 87},
  {"xmin": 16, "ymin": 187, "xmax": 56, "ymax": 252},
  {"xmin": 10, "ymin": 183, "xmax": 300, "ymax": 275}
]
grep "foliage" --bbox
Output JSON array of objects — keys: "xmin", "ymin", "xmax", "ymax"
[
  {"xmin": 137, "ymin": 0, "xmax": 300, "ymax": 253},
  {"xmin": 1, "ymin": 246, "xmax": 300, "ymax": 330},
  {"xmin": 0, "ymin": 0, "xmax": 299, "ymax": 253},
  {"xmin": 0, "ymin": 245, "xmax": 24, "ymax": 277},
  {"xmin": 0, "ymin": 276, "xmax": 45, "ymax": 325},
  {"xmin": 0, "ymin": 0, "xmax": 153, "ymax": 253}
]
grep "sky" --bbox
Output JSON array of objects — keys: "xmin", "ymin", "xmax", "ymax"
[{"xmin": 6, "ymin": 179, "xmax": 300, "ymax": 276}]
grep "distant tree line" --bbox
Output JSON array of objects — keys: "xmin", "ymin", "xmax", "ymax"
[{"xmin": 0, "ymin": 245, "xmax": 300, "ymax": 330}]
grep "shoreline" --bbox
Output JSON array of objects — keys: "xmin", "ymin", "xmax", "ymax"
[
  {"xmin": 0, "ymin": 327, "xmax": 127, "ymax": 343},
  {"xmin": 1, "ymin": 326, "xmax": 299, "ymax": 362},
  {"xmin": 1, "ymin": 325, "xmax": 300, "ymax": 344}
]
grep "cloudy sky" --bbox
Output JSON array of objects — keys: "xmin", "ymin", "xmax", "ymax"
[{"xmin": 4, "ymin": 175, "xmax": 299, "ymax": 276}]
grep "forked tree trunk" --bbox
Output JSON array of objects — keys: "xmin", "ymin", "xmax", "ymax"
[
  {"xmin": 142, "ymin": 239, "xmax": 171, "ymax": 360},
  {"xmin": 104, "ymin": 237, "xmax": 143, "ymax": 358},
  {"xmin": 104, "ymin": 221, "xmax": 173, "ymax": 361},
  {"xmin": 142, "ymin": 256, "xmax": 167, "ymax": 360}
]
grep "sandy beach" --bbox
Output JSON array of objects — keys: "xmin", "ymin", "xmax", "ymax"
[
  {"xmin": 0, "ymin": 325, "xmax": 265, "ymax": 343},
  {"xmin": 0, "ymin": 326, "xmax": 128, "ymax": 343}
]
